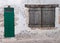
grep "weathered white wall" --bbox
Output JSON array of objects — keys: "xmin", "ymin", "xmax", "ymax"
[
  {"xmin": 55, "ymin": 7, "xmax": 60, "ymax": 27},
  {"xmin": 0, "ymin": 0, "xmax": 60, "ymax": 38}
]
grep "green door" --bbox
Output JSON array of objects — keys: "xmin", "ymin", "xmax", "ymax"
[{"xmin": 4, "ymin": 6, "xmax": 15, "ymax": 37}]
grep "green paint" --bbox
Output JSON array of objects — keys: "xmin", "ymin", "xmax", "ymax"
[{"xmin": 4, "ymin": 7, "xmax": 15, "ymax": 37}]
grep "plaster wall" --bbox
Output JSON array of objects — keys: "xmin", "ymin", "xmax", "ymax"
[{"xmin": 0, "ymin": 0, "xmax": 60, "ymax": 38}]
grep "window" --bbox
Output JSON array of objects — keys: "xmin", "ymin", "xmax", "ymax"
[
  {"xmin": 25, "ymin": 4, "xmax": 58, "ymax": 27},
  {"xmin": 29, "ymin": 7, "xmax": 55, "ymax": 27}
]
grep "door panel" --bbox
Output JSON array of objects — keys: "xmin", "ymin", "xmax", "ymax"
[{"xmin": 4, "ymin": 7, "xmax": 15, "ymax": 37}]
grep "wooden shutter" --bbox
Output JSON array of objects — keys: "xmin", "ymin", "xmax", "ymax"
[
  {"xmin": 29, "ymin": 11, "xmax": 35, "ymax": 25},
  {"xmin": 41, "ymin": 8, "xmax": 55, "ymax": 27},
  {"xmin": 29, "ymin": 8, "xmax": 41, "ymax": 27},
  {"xmin": 29, "ymin": 7, "xmax": 55, "ymax": 27},
  {"xmin": 34, "ymin": 8, "xmax": 41, "ymax": 25}
]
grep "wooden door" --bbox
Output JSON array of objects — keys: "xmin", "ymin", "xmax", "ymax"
[{"xmin": 4, "ymin": 6, "xmax": 15, "ymax": 37}]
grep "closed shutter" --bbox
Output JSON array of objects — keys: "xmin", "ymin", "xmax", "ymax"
[
  {"xmin": 29, "ymin": 8, "xmax": 41, "ymax": 26},
  {"xmin": 41, "ymin": 8, "xmax": 55, "ymax": 27},
  {"xmin": 29, "ymin": 7, "xmax": 55, "ymax": 27},
  {"xmin": 34, "ymin": 8, "xmax": 41, "ymax": 25},
  {"xmin": 29, "ymin": 10, "xmax": 35, "ymax": 25}
]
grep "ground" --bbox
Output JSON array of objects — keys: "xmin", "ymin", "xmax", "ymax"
[{"xmin": 0, "ymin": 28, "xmax": 60, "ymax": 43}]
